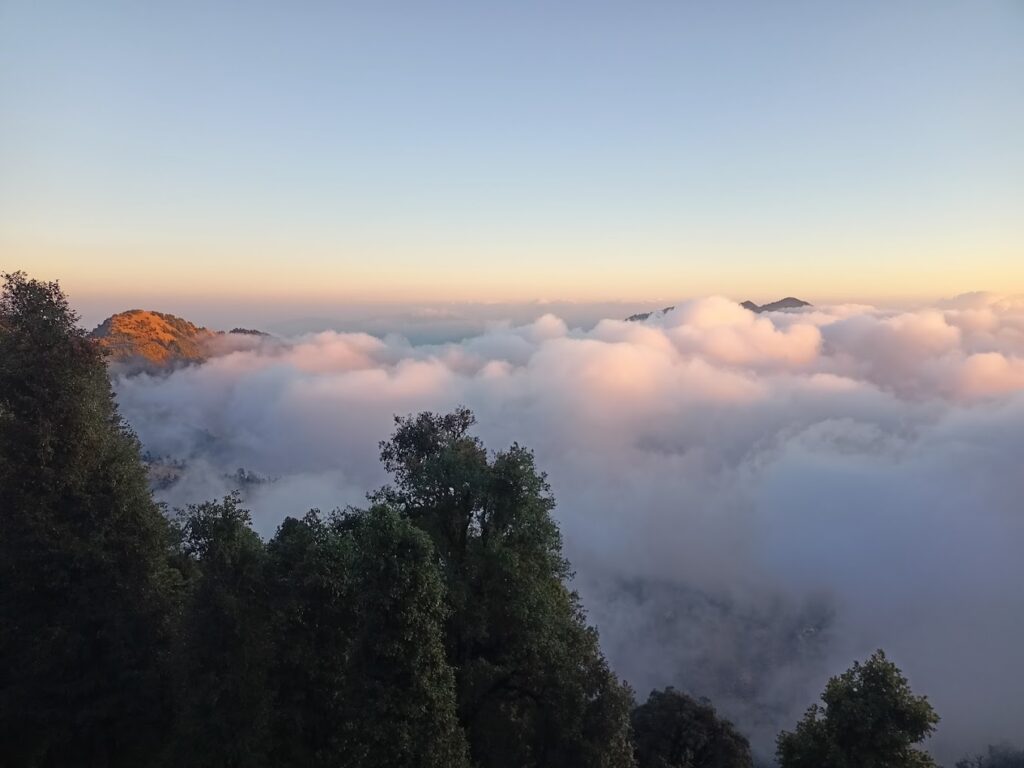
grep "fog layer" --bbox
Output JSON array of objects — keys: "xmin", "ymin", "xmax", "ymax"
[{"xmin": 113, "ymin": 294, "xmax": 1024, "ymax": 760}]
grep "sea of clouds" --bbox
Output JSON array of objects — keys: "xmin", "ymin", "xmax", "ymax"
[{"xmin": 112, "ymin": 293, "xmax": 1024, "ymax": 761}]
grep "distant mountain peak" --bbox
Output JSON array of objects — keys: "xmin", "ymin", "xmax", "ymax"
[
  {"xmin": 625, "ymin": 306, "xmax": 675, "ymax": 323},
  {"xmin": 90, "ymin": 309, "xmax": 217, "ymax": 372},
  {"xmin": 229, "ymin": 327, "xmax": 269, "ymax": 336},
  {"xmin": 626, "ymin": 297, "xmax": 812, "ymax": 322},
  {"xmin": 742, "ymin": 297, "xmax": 812, "ymax": 313}
]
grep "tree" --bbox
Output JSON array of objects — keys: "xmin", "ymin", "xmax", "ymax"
[
  {"xmin": 776, "ymin": 650, "xmax": 939, "ymax": 768},
  {"xmin": 338, "ymin": 505, "xmax": 470, "ymax": 767},
  {"xmin": 632, "ymin": 687, "xmax": 752, "ymax": 768},
  {"xmin": 374, "ymin": 408, "xmax": 635, "ymax": 768},
  {"xmin": 0, "ymin": 272, "xmax": 180, "ymax": 766},
  {"xmin": 174, "ymin": 494, "xmax": 271, "ymax": 767},
  {"xmin": 264, "ymin": 510, "xmax": 356, "ymax": 768}
]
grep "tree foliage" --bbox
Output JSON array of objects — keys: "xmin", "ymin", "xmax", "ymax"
[
  {"xmin": 632, "ymin": 687, "xmax": 753, "ymax": 768},
  {"xmin": 0, "ymin": 272, "xmax": 181, "ymax": 766},
  {"xmin": 337, "ymin": 505, "xmax": 469, "ymax": 767},
  {"xmin": 776, "ymin": 650, "xmax": 939, "ymax": 768},
  {"xmin": 374, "ymin": 408, "xmax": 635, "ymax": 768},
  {"xmin": 173, "ymin": 494, "xmax": 272, "ymax": 767},
  {"xmin": 264, "ymin": 510, "xmax": 355, "ymax": 767}
]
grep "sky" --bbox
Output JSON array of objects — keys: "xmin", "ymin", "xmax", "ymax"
[{"xmin": 2, "ymin": 1, "xmax": 1023, "ymax": 321}]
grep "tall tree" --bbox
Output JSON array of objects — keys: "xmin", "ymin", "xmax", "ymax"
[
  {"xmin": 0, "ymin": 272, "xmax": 180, "ymax": 766},
  {"xmin": 265, "ymin": 510, "xmax": 356, "ymax": 768},
  {"xmin": 174, "ymin": 494, "xmax": 271, "ymax": 767},
  {"xmin": 776, "ymin": 650, "xmax": 939, "ymax": 768},
  {"xmin": 632, "ymin": 687, "xmax": 752, "ymax": 768},
  {"xmin": 374, "ymin": 408, "xmax": 635, "ymax": 768},
  {"xmin": 338, "ymin": 505, "xmax": 470, "ymax": 768}
]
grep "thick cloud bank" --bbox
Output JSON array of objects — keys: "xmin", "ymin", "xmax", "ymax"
[{"xmin": 113, "ymin": 294, "xmax": 1024, "ymax": 761}]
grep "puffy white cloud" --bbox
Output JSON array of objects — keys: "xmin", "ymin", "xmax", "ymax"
[
  {"xmin": 113, "ymin": 296, "xmax": 1024, "ymax": 761},
  {"xmin": 662, "ymin": 297, "xmax": 823, "ymax": 367}
]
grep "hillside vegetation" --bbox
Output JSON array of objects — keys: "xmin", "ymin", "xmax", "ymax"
[{"xmin": 91, "ymin": 309, "xmax": 216, "ymax": 370}]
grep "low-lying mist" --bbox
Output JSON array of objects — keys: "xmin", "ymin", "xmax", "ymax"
[{"xmin": 112, "ymin": 293, "xmax": 1024, "ymax": 762}]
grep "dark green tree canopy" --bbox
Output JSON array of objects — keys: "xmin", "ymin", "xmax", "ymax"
[
  {"xmin": 173, "ymin": 494, "xmax": 470, "ymax": 768},
  {"xmin": 264, "ymin": 510, "xmax": 357, "ymax": 768},
  {"xmin": 776, "ymin": 650, "xmax": 939, "ymax": 768},
  {"xmin": 173, "ymin": 494, "xmax": 271, "ymax": 768},
  {"xmin": 337, "ymin": 505, "xmax": 469, "ymax": 768},
  {"xmin": 632, "ymin": 687, "xmax": 753, "ymax": 768},
  {"xmin": 0, "ymin": 272, "xmax": 181, "ymax": 767},
  {"xmin": 374, "ymin": 409, "xmax": 636, "ymax": 768}
]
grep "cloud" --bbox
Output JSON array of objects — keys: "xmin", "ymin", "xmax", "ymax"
[
  {"xmin": 662, "ymin": 297, "xmax": 823, "ymax": 367},
  {"xmin": 112, "ymin": 296, "xmax": 1024, "ymax": 761},
  {"xmin": 956, "ymin": 352, "xmax": 1024, "ymax": 397}
]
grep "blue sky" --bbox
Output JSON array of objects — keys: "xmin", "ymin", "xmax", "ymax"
[{"xmin": 2, "ymin": 0, "xmax": 1022, "ymax": 315}]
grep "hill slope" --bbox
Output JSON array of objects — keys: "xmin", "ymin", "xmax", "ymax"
[
  {"xmin": 744, "ymin": 297, "xmax": 811, "ymax": 312},
  {"xmin": 91, "ymin": 310, "xmax": 217, "ymax": 371}
]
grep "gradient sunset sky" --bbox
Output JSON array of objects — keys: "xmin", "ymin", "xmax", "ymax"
[{"xmin": 2, "ymin": 1, "xmax": 1022, "ymax": 314}]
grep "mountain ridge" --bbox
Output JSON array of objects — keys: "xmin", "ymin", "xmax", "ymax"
[
  {"xmin": 91, "ymin": 309, "xmax": 267, "ymax": 372},
  {"xmin": 626, "ymin": 296, "xmax": 811, "ymax": 322}
]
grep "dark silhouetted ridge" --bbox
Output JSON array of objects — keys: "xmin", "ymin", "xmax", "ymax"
[{"xmin": 626, "ymin": 297, "xmax": 812, "ymax": 321}]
